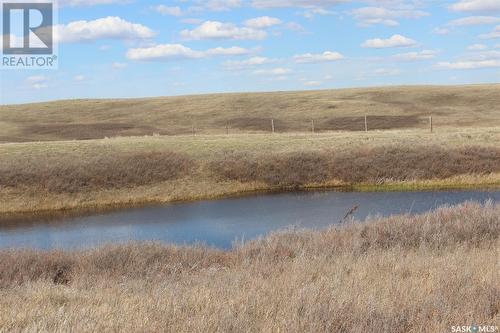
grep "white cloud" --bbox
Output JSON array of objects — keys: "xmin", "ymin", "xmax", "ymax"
[
  {"xmin": 153, "ymin": 5, "xmax": 182, "ymax": 16},
  {"xmin": 244, "ymin": 16, "xmax": 282, "ymax": 28},
  {"xmin": 352, "ymin": 7, "xmax": 429, "ymax": 27},
  {"xmin": 201, "ymin": 0, "xmax": 243, "ymax": 11},
  {"xmin": 448, "ymin": 16, "xmax": 500, "ymax": 26},
  {"xmin": 224, "ymin": 56, "xmax": 277, "ymax": 69},
  {"xmin": 433, "ymin": 27, "xmax": 450, "ymax": 35},
  {"xmin": 293, "ymin": 51, "xmax": 344, "ymax": 63},
  {"xmin": 303, "ymin": 81, "xmax": 322, "ymax": 87},
  {"xmin": 74, "ymin": 75, "xmax": 85, "ymax": 81},
  {"xmin": 32, "ymin": 83, "xmax": 49, "ymax": 90},
  {"xmin": 437, "ymin": 49, "xmax": 500, "ymax": 69},
  {"xmin": 286, "ymin": 22, "xmax": 307, "ymax": 33},
  {"xmin": 392, "ymin": 50, "xmax": 437, "ymax": 61},
  {"xmin": 112, "ymin": 62, "xmax": 127, "ymax": 69},
  {"xmin": 181, "ymin": 18, "xmax": 204, "ymax": 25},
  {"xmin": 449, "ymin": 0, "xmax": 500, "ymax": 13},
  {"xmin": 205, "ymin": 46, "xmax": 251, "ymax": 56},
  {"xmin": 54, "ymin": 0, "xmax": 128, "ymax": 7},
  {"xmin": 465, "ymin": 50, "xmax": 500, "ymax": 60},
  {"xmin": 362, "ymin": 34, "xmax": 417, "ymax": 48},
  {"xmin": 27, "ymin": 75, "xmax": 47, "ymax": 83},
  {"xmin": 467, "ymin": 43, "xmax": 488, "ymax": 50},
  {"xmin": 251, "ymin": 0, "xmax": 346, "ymax": 9},
  {"xmin": 55, "ymin": 16, "xmax": 156, "ymax": 43},
  {"xmin": 480, "ymin": 25, "xmax": 500, "ymax": 39},
  {"xmin": 26, "ymin": 75, "xmax": 48, "ymax": 89},
  {"xmin": 373, "ymin": 68, "xmax": 402, "ymax": 76},
  {"xmin": 127, "ymin": 44, "xmax": 202, "ymax": 61},
  {"xmin": 253, "ymin": 67, "xmax": 292, "ymax": 75},
  {"xmin": 437, "ymin": 60, "xmax": 500, "ymax": 69},
  {"xmin": 303, "ymin": 8, "xmax": 335, "ymax": 19},
  {"xmin": 180, "ymin": 21, "xmax": 267, "ymax": 40},
  {"xmin": 126, "ymin": 44, "xmax": 251, "ymax": 61}
]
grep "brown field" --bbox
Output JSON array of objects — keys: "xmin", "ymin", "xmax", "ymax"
[
  {"xmin": 0, "ymin": 84, "xmax": 499, "ymax": 214},
  {"xmin": 1, "ymin": 84, "xmax": 499, "ymax": 142},
  {"xmin": 1, "ymin": 127, "xmax": 499, "ymax": 215},
  {"xmin": 0, "ymin": 202, "xmax": 498, "ymax": 332}
]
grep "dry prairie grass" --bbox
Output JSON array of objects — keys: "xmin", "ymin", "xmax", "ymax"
[
  {"xmin": 0, "ymin": 202, "xmax": 498, "ymax": 332},
  {"xmin": 0, "ymin": 128, "xmax": 499, "ymax": 214},
  {"xmin": 210, "ymin": 146, "xmax": 500, "ymax": 186},
  {"xmin": 0, "ymin": 151, "xmax": 193, "ymax": 193},
  {"xmin": 0, "ymin": 145, "xmax": 498, "ymax": 210},
  {"xmin": 1, "ymin": 84, "xmax": 499, "ymax": 142}
]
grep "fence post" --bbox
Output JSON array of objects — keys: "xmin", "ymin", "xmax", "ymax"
[
  {"xmin": 311, "ymin": 119, "xmax": 315, "ymax": 133},
  {"xmin": 364, "ymin": 115, "xmax": 368, "ymax": 132},
  {"xmin": 192, "ymin": 125, "xmax": 195, "ymax": 136},
  {"xmin": 271, "ymin": 119, "xmax": 275, "ymax": 134},
  {"xmin": 429, "ymin": 116, "xmax": 433, "ymax": 133}
]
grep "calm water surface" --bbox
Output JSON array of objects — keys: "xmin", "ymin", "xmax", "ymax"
[{"xmin": 0, "ymin": 190, "xmax": 498, "ymax": 250}]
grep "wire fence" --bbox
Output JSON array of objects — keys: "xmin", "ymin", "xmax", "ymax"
[{"xmin": 181, "ymin": 115, "xmax": 436, "ymax": 136}]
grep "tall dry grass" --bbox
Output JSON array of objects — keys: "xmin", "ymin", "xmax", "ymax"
[
  {"xmin": 1, "ymin": 145, "xmax": 498, "ymax": 195},
  {"xmin": 210, "ymin": 146, "xmax": 500, "ymax": 186},
  {"xmin": 0, "ymin": 202, "xmax": 498, "ymax": 332},
  {"xmin": 0, "ymin": 151, "xmax": 193, "ymax": 193}
]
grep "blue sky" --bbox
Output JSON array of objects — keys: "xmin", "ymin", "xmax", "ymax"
[{"xmin": 1, "ymin": 0, "xmax": 499, "ymax": 104}]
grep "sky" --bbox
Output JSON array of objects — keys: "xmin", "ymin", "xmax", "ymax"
[{"xmin": 0, "ymin": 0, "xmax": 499, "ymax": 104}]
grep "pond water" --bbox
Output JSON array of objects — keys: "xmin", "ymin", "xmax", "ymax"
[{"xmin": 0, "ymin": 190, "xmax": 498, "ymax": 250}]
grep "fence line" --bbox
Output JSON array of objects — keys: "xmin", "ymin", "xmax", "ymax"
[{"xmin": 151, "ymin": 115, "xmax": 439, "ymax": 137}]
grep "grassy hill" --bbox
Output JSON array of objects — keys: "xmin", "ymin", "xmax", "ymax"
[{"xmin": 1, "ymin": 84, "xmax": 499, "ymax": 142}]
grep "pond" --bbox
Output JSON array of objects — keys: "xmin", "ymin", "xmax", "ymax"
[{"xmin": 0, "ymin": 190, "xmax": 498, "ymax": 250}]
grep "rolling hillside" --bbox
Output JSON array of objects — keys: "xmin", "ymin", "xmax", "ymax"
[{"xmin": 1, "ymin": 84, "xmax": 499, "ymax": 142}]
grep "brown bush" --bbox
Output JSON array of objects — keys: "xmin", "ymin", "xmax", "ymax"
[
  {"xmin": 210, "ymin": 146, "xmax": 500, "ymax": 186},
  {"xmin": 0, "ymin": 151, "xmax": 195, "ymax": 193},
  {"xmin": 211, "ymin": 152, "xmax": 331, "ymax": 187},
  {"xmin": 331, "ymin": 145, "xmax": 500, "ymax": 183}
]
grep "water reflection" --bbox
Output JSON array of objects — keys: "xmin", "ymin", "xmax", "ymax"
[{"xmin": 0, "ymin": 190, "xmax": 498, "ymax": 250}]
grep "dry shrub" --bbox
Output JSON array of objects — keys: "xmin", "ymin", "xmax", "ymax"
[
  {"xmin": 331, "ymin": 145, "xmax": 500, "ymax": 182},
  {"xmin": 0, "ymin": 151, "xmax": 194, "ymax": 193},
  {"xmin": 239, "ymin": 201, "xmax": 500, "ymax": 260},
  {"xmin": 211, "ymin": 152, "xmax": 330, "ymax": 187},
  {"xmin": 81, "ymin": 243, "xmax": 229, "ymax": 279},
  {"xmin": 0, "ymin": 244, "xmax": 229, "ymax": 288},
  {"xmin": 0, "ymin": 250, "xmax": 75, "ymax": 288},
  {"xmin": 210, "ymin": 146, "xmax": 500, "ymax": 186}
]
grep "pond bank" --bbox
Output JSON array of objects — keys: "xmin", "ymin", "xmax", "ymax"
[{"xmin": 1, "ymin": 189, "xmax": 499, "ymax": 250}]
